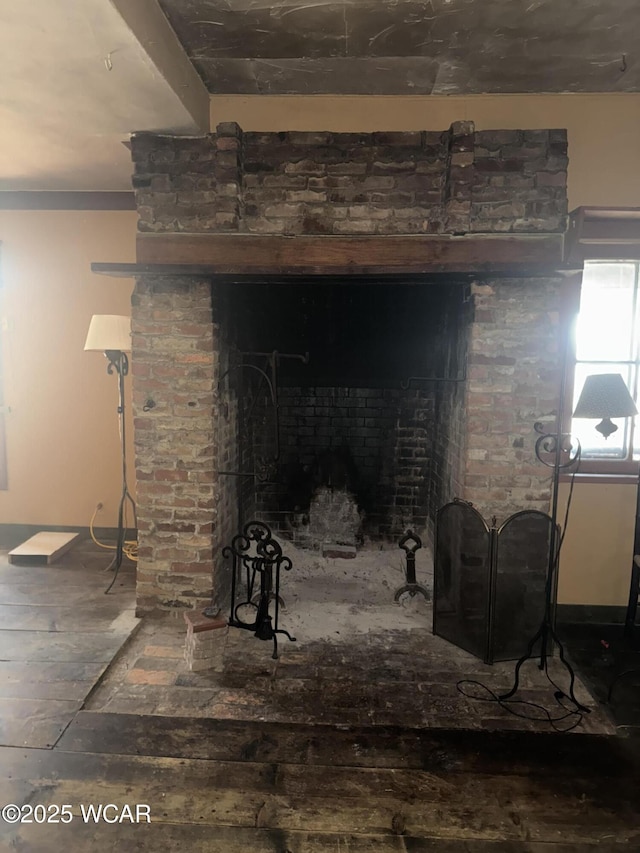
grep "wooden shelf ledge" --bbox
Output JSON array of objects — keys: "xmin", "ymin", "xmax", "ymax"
[
  {"xmin": 92, "ymin": 232, "xmax": 566, "ymax": 278},
  {"xmin": 566, "ymin": 207, "xmax": 640, "ymax": 263}
]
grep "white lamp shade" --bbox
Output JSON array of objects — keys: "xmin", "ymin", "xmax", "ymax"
[
  {"xmin": 573, "ymin": 373, "xmax": 638, "ymax": 419},
  {"xmin": 84, "ymin": 315, "xmax": 131, "ymax": 352}
]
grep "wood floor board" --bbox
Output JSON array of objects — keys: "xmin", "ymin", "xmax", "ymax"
[
  {"xmin": 56, "ymin": 712, "xmax": 638, "ymax": 778},
  {"xmin": 0, "ymin": 678, "xmax": 95, "ymax": 702},
  {"xmin": 1, "ymin": 822, "xmax": 624, "ymax": 853},
  {"xmin": 0, "ymin": 554, "xmax": 138, "ymax": 749},
  {"xmin": 0, "ymin": 603, "xmax": 136, "ymax": 633},
  {"xmin": 0, "ymin": 715, "xmax": 77, "ymax": 749},
  {"xmin": 0, "ymin": 566, "xmax": 119, "ymax": 585},
  {"xmin": 0, "ymin": 697, "xmax": 81, "ymax": 720},
  {"xmin": 0, "ymin": 584, "xmax": 134, "ymax": 607},
  {"xmin": 0, "ymin": 660, "xmax": 108, "ymax": 684},
  {"xmin": 0, "ymin": 747, "xmax": 636, "ymax": 844},
  {"xmin": 0, "ymin": 699, "xmax": 81, "ymax": 748},
  {"xmin": 0, "ymin": 629, "xmax": 135, "ymax": 663}
]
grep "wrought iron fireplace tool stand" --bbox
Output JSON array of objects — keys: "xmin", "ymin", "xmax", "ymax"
[
  {"xmin": 498, "ymin": 422, "xmax": 588, "ymax": 712},
  {"xmin": 225, "ymin": 521, "xmax": 296, "ymax": 659}
]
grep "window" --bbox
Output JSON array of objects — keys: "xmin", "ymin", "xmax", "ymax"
[{"xmin": 571, "ymin": 260, "xmax": 640, "ymax": 473}]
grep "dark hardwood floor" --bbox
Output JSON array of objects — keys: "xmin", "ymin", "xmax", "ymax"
[
  {"xmin": 560, "ymin": 621, "xmax": 640, "ymax": 737},
  {"xmin": 1, "ymin": 714, "xmax": 639, "ymax": 850},
  {"xmin": 0, "ymin": 541, "xmax": 137, "ymax": 748},
  {"xmin": 0, "ymin": 542, "xmax": 638, "ymax": 850}
]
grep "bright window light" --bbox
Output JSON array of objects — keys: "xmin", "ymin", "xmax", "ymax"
[{"xmin": 571, "ymin": 261, "xmax": 639, "ymax": 460}]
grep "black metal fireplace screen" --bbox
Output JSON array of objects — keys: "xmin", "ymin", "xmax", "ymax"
[{"xmin": 433, "ymin": 499, "xmax": 556, "ymax": 664}]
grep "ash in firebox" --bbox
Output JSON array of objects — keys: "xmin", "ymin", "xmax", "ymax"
[{"xmin": 275, "ymin": 536, "xmax": 433, "ymax": 645}]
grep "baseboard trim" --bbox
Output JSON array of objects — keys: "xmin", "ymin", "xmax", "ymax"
[
  {"xmin": 0, "ymin": 523, "xmax": 137, "ymax": 550},
  {"xmin": 556, "ymin": 603, "xmax": 627, "ymax": 624}
]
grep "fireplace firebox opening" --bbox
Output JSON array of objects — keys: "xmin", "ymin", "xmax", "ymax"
[{"xmin": 219, "ymin": 277, "xmax": 470, "ymax": 552}]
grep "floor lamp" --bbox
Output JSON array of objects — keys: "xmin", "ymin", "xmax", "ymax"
[
  {"xmin": 498, "ymin": 402, "xmax": 585, "ymax": 711},
  {"xmin": 84, "ymin": 314, "xmax": 136, "ymax": 593}
]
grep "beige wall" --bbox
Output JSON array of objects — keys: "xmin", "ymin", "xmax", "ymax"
[
  {"xmin": 0, "ymin": 210, "xmax": 135, "ymax": 528},
  {"xmin": 210, "ymin": 93, "xmax": 640, "ymax": 210},
  {"xmin": 557, "ymin": 481, "xmax": 637, "ymax": 606}
]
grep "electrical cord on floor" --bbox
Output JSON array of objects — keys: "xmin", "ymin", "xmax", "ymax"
[
  {"xmin": 456, "ymin": 678, "xmax": 585, "ymax": 732},
  {"xmin": 456, "ymin": 451, "xmax": 584, "ymax": 732},
  {"xmin": 89, "ymin": 504, "xmax": 138, "ymax": 563}
]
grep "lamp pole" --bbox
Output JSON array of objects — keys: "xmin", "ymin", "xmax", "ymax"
[
  {"xmin": 84, "ymin": 315, "xmax": 135, "ymax": 594},
  {"xmin": 499, "ymin": 303, "xmax": 588, "ymax": 712},
  {"xmin": 104, "ymin": 349, "xmax": 136, "ymax": 593},
  {"xmin": 624, "ymin": 466, "xmax": 640, "ymax": 639}
]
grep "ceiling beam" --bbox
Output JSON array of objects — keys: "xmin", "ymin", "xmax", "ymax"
[{"xmin": 109, "ymin": 0, "xmax": 210, "ymax": 133}]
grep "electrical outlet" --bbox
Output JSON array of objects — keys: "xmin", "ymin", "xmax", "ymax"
[{"xmin": 96, "ymin": 502, "xmax": 104, "ymax": 511}]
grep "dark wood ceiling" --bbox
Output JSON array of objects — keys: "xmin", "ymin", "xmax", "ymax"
[{"xmin": 158, "ymin": 0, "xmax": 639, "ymax": 95}]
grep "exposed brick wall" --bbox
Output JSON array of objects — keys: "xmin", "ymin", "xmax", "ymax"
[
  {"xmin": 251, "ymin": 387, "xmax": 434, "ymax": 539},
  {"xmin": 427, "ymin": 277, "xmax": 563, "ymax": 535},
  {"xmin": 213, "ymin": 296, "xmax": 240, "ymax": 607},
  {"xmin": 131, "ymin": 278, "xmax": 239, "ymax": 615},
  {"xmin": 131, "ymin": 123, "xmax": 243, "ymax": 233},
  {"xmin": 459, "ymin": 278, "xmax": 563, "ymax": 523},
  {"xmin": 471, "ymin": 130, "xmax": 568, "ymax": 233},
  {"xmin": 237, "ymin": 391, "xmax": 257, "ymax": 526},
  {"xmin": 384, "ymin": 391, "xmax": 433, "ymax": 537},
  {"xmin": 242, "ymin": 129, "xmax": 448, "ymax": 235},
  {"xmin": 429, "ymin": 303, "xmax": 472, "ymax": 534},
  {"xmin": 130, "ymin": 121, "xmax": 567, "ymax": 236},
  {"xmin": 430, "ymin": 380, "xmax": 467, "ymax": 529}
]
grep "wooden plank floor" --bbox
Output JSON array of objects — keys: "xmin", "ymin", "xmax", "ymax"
[
  {"xmin": 0, "ymin": 542, "xmax": 138, "ymax": 748},
  {"xmin": 6, "ymin": 827, "xmax": 632, "ymax": 853},
  {"xmin": 56, "ymin": 712, "xmax": 637, "ymax": 776},
  {"xmin": 0, "ymin": 714, "xmax": 638, "ymax": 851}
]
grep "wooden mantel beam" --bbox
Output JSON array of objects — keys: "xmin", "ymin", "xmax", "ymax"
[{"xmin": 111, "ymin": 232, "xmax": 567, "ymax": 277}]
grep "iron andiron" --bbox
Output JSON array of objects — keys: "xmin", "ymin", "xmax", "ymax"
[
  {"xmin": 395, "ymin": 530, "xmax": 430, "ymax": 602},
  {"xmin": 225, "ymin": 521, "xmax": 296, "ymax": 659}
]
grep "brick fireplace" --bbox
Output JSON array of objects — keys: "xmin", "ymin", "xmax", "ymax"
[{"xmin": 127, "ymin": 121, "xmax": 567, "ymax": 615}]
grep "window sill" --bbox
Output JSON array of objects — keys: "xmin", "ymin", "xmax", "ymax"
[{"xmin": 559, "ymin": 471, "xmax": 639, "ymax": 485}]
